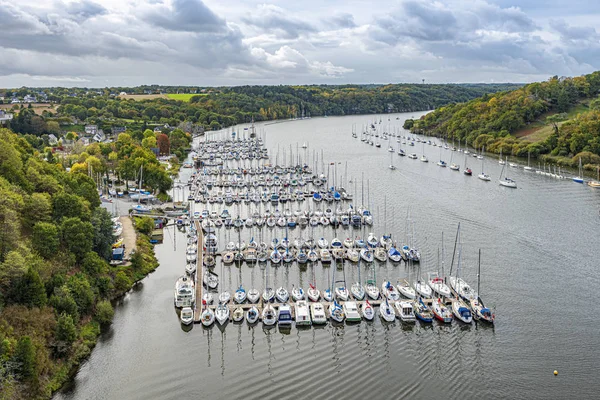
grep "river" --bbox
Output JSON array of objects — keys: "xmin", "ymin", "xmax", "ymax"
[{"xmin": 56, "ymin": 112, "xmax": 600, "ymax": 400}]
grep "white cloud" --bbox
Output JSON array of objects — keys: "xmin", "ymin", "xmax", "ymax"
[{"xmin": 0, "ymin": 0, "xmax": 599, "ymax": 86}]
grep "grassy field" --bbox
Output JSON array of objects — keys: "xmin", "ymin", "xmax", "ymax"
[
  {"xmin": 516, "ymin": 100, "xmax": 590, "ymax": 143},
  {"xmin": 166, "ymin": 93, "xmax": 205, "ymax": 102},
  {"xmin": 0, "ymin": 103, "xmax": 57, "ymax": 115},
  {"xmin": 119, "ymin": 94, "xmax": 168, "ymax": 101}
]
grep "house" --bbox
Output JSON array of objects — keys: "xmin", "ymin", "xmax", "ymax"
[
  {"xmin": 112, "ymin": 126, "xmax": 126, "ymax": 135},
  {"xmin": 153, "ymin": 127, "xmax": 162, "ymax": 133},
  {"xmin": 0, "ymin": 110, "xmax": 13, "ymax": 125},
  {"xmin": 78, "ymin": 137, "xmax": 91, "ymax": 146},
  {"xmin": 24, "ymin": 95, "xmax": 37, "ymax": 103},
  {"xmin": 84, "ymin": 125, "xmax": 98, "ymax": 135},
  {"xmin": 119, "ymin": 91, "xmax": 127, "ymax": 96},
  {"xmin": 48, "ymin": 134, "xmax": 58, "ymax": 145},
  {"xmin": 11, "ymin": 98, "xmax": 20, "ymax": 104},
  {"xmin": 92, "ymin": 130, "xmax": 106, "ymax": 142}
]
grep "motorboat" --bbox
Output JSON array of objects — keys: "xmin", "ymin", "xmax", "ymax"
[
  {"xmin": 262, "ymin": 303, "xmax": 277, "ymax": 326},
  {"xmin": 278, "ymin": 304, "xmax": 293, "ymax": 326},
  {"xmin": 379, "ymin": 299, "xmax": 396, "ymax": 322},
  {"xmin": 180, "ymin": 307, "xmax": 194, "ymax": 325},
  {"xmin": 342, "ymin": 301, "xmax": 361, "ymax": 322},
  {"xmin": 246, "ymin": 306, "xmax": 259, "ymax": 324},
  {"xmin": 331, "ymin": 238, "xmax": 343, "ymax": 248},
  {"xmin": 374, "ymin": 247, "xmax": 387, "ymax": 262},
  {"xmin": 320, "ymin": 249, "xmax": 332, "ymax": 263},
  {"xmin": 174, "ymin": 275, "xmax": 195, "ymax": 308},
  {"xmin": 343, "ymin": 237, "xmax": 354, "ymax": 248},
  {"xmin": 382, "ymin": 281, "xmax": 400, "ymax": 301},
  {"xmin": 310, "ymin": 302, "xmax": 327, "ymax": 324},
  {"xmin": 395, "ymin": 301, "xmax": 416, "ymax": 323},
  {"xmin": 276, "ymin": 287, "xmax": 289, "ymax": 303},
  {"xmin": 346, "ymin": 249, "xmax": 359, "ymax": 262},
  {"xmin": 317, "ymin": 237, "xmax": 329, "ymax": 248},
  {"xmin": 361, "ymin": 300, "xmax": 375, "ymax": 320},
  {"xmin": 294, "ymin": 301, "xmax": 311, "ymax": 326},
  {"xmin": 200, "ymin": 306, "xmax": 215, "ymax": 327}
]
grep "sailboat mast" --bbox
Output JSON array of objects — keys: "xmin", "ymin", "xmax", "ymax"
[
  {"xmin": 477, "ymin": 249, "xmax": 481, "ymax": 297},
  {"xmin": 449, "ymin": 223, "xmax": 460, "ymax": 278}
]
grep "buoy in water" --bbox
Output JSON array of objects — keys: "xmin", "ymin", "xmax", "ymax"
[{"xmin": 554, "ymin": 370, "xmax": 558, "ymax": 376}]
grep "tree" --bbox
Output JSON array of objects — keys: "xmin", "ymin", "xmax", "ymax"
[
  {"xmin": 95, "ymin": 300, "xmax": 114, "ymax": 325},
  {"xmin": 141, "ymin": 136, "xmax": 157, "ymax": 149},
  {"xmin": 61, "ymin": 217, "xmax": 94, "ymax": 262},
  {"xmin": 52, "ymin": 192, "xmax": 88, "ymax": 221},
  {"xmin": 91, "ymin": 208, "xmax": 114, "ymax": 260},
  {"xmin": 16, "ymin": 267, "xmax": 47, "ymax": 308},
  {"xmin": 0, "ymin": 251, "xmax": 27, "ymax": 296},
  {"xmin": 46, "ymin": 121, "xmax": 60, "ymax": 135},
  {"xmin": 157, "ymin": 133, "xmax": 170, "ymax": 155},
  {"xmin": 114, "ymin": 271, "xmax": 132, "ymax": 293},
  {"xmin": 135, "ymin": 216, "xmax": 154, "ymax": 235},
  {"xmin": 31, "ymin": 222, "xmax": 59, "ymax": 259},
  {"xmin": 55, "ymin": 313, "xmax": 77, "ymax": 354},
  {"xmin": 67, "ymin": 274, "xmax": 95, "ymax": 316},
  {"xmin": 49, "ymin": 286, "xmax": 79, "ymax": 320},
  {"xmin": 13, "ymin": 336, "xmax": 36, "ymax": 380},
  {"xmin": 82, "ymin": 251, "xmax": 107, "ymax": 277}
]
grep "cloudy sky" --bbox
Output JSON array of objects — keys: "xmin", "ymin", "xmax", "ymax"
[{"xmin": 1, "ymin": 0, "xmax": 599, "ymax": 87}]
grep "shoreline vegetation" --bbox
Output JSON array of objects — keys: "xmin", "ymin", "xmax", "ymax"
[
  {"xmin": 404, "ymin": 71, "xmax": 600, "ymax": 172},
  {"xmin": 0, "ymin": 126, "xmax": 163, "ymax": 400}
]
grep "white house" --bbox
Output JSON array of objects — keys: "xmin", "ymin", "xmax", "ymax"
[
  {"xmin": 92, "ymin": 130, "xmax": 106, "ymax": 142},
  {"xmin": 0, "ymin": 110, "xmax": 13, "ymax": 125},
  {"xmin": 84, "ymin": 125, "xmax": 98, "ymax": 135},
  {"xmin": 48, "ymin": 134, "xmax": 58, "ymax": 145}
]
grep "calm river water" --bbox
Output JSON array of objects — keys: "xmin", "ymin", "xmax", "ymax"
[{"xmin": 56, "ymin": 112, "xmax": 600, "ymax": 400}]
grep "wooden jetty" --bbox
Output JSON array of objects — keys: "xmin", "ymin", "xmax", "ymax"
[{"xmin": 193, "ymin": 220, "xmax": 204, "ymax": 322}]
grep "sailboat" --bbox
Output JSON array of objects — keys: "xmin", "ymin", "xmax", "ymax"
[
  {"xmin": 437, "ymin": 146, "xmax": 446, "ymax": 167},
  {"xmin": 262, "ymin": 261, "xmax": 275, "ymax": 302},
  {"xmin": 498, "ymin": 149, "xmax": 506, "ymax": 165},
  {"xmin": 420, "ymin": 142, "xmax": 428, "ymax": 162},
  {"xmin": 573, "ymin": 157, "xmax": 584, "ymax": 183},
  {"xmin": 463, "ymin": 152, "xmax": 472, "ymax": 175},
  {"xmin": 215, "ymin": 302, "xmax": 230, "ymax": 325},
  {"xmin": 524, "ymin": 151, "xmax": 533, "ymax": 171},
  {"xmin": 478, "ymin": 146, "xmax": 491, "ymax": 181},
  {"xmin": 470, "ymin": 249, "xmax": 495, "ymax": 323},
  {"xmin": 262, "ymin": 303, "xmax": 277, "ymax": 326},
  {"xmin": 350, "ymin": 259, "xmax": 365, "ymax": 300},
  {"xmin": 389, "ymin": 150, "xmax": 396, "ymax": 170},
  {"xmin": 499, "ymin": 157, "xmax": 517, "ymax": 188},
  {"xmin": 449, "ymin": 150, "xmax": 459, "ymax": 170},
  {"xmin": 379, "ymin": 298, "xmax": 396, "ymax": 322},
  {"xmin": 588, "ymin": 166, "xmax": 600, "ymax": 188},
  {"xmin": 329, "ymin": 300, "xmax": 345, "ymax": 322},
  {"xmin": 365, "ymin": 266, "xmax": 380, "ymax": 300},
  {"xmin": 431, "ymin": 298, "xmax": 453, "ymax": 323},
  {"xmin": 361, "ymin": 299, "xmax": 375, "ymax": 320}
]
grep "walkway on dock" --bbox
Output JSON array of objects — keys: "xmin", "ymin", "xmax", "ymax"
[
  {"xmin": 193, "ymin": 220, "xmax": 204, "ymax": 322},
  {"xmin": 119, "ymin": 216, "xmax": 137, "ymax": 264}
]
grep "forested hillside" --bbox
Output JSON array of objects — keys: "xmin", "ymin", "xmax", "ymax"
[
  {"xmin": 4, "ymin": 83, "xmax": 521, "ymax": 139},
  {"xmin": 406, "ymin": 72, "xmax": 600, "ymax": 169},
  {"xmin": 0, "ymin": 128, "xmax": 157, "ymax": 399}
]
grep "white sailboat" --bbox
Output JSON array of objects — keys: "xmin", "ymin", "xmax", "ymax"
[
  {"xmin": 478, "ymin": 146, "xmax": 491, "ymax": 181},
  {"xmin": 262, "ymin": 303, "xmax": 277, "ymax": 326},
  {"xmin": 379, "ymin": 298, "xmax": 396, "ymax": 322},
  {"xmin": 361, "ymin": 300, "xmax": 375, "ymax": 320},
  {"xmin": 499, "ymin": 157, "xmax": 517, "ymax": 188},
  {"xmin": 215, "ymin": 302, "xmax": 229, "ymax": 325}
]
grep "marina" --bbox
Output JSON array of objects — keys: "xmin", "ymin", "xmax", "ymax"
[{"xmin": 56, "ymin": 112, "xmax": 600, "ymax": 400}]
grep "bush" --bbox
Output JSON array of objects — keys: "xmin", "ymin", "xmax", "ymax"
[
  {"xmin": 134, "ymin": 216, "xmax": 154, "ymax": 235},
  {"xmin": 56, "ymin": 313, "xmax": 77, "ymax": 345},
  {"xmin": 114, "ymin": 271, "xmax": 132, "ymax": 293},
  {"xmin": 95, "ymin": 300, "xmax": 114, "ymax": 325}
]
